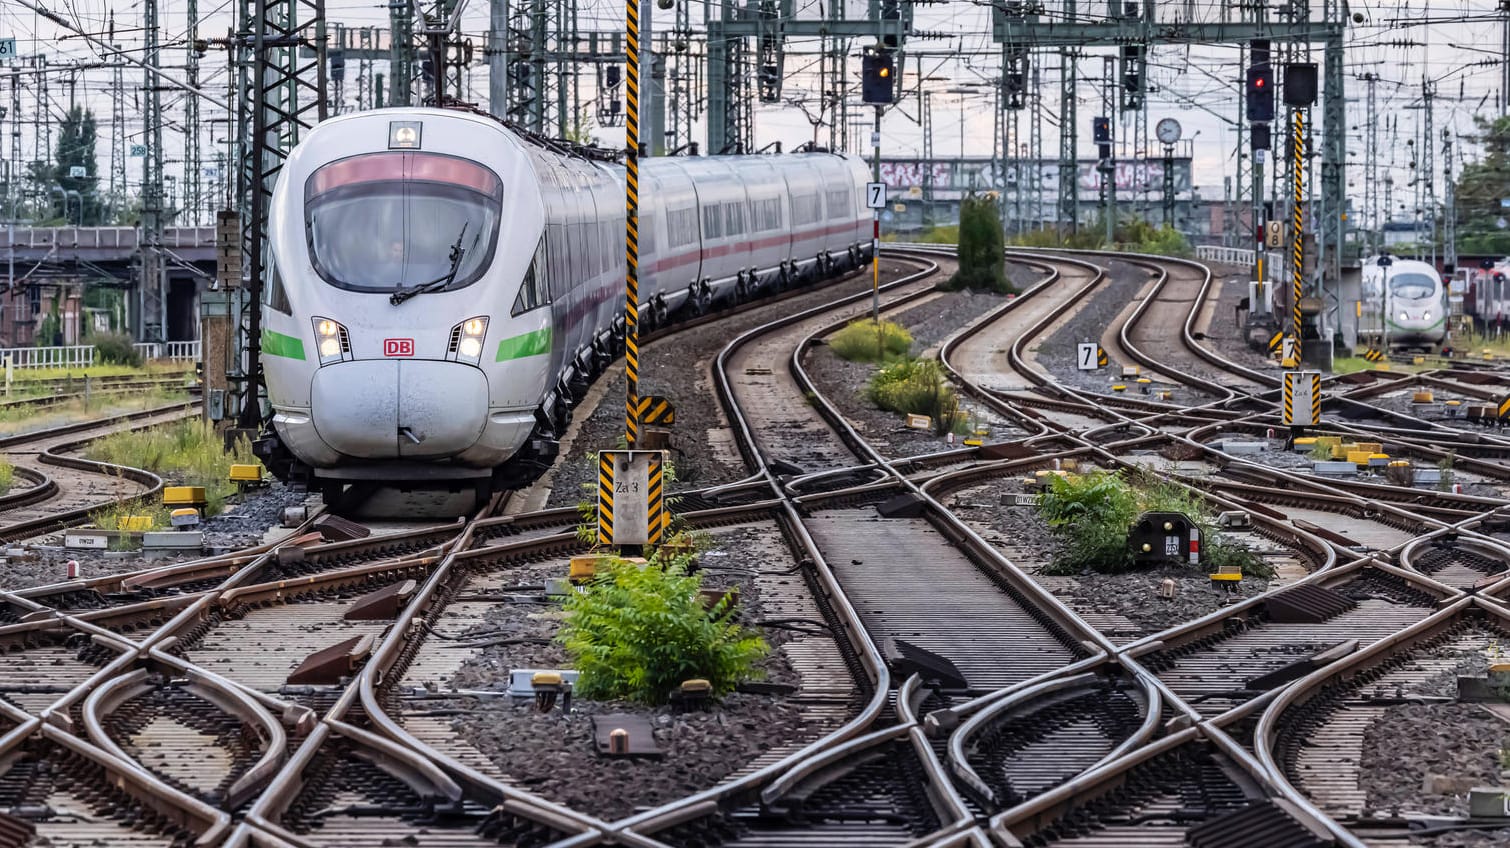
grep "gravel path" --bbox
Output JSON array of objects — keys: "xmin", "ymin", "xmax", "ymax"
[
  {"xmin": 446, "ymin": 522, "xmax": 825, "ymax": 821},
  {"xmin": 544, "ymin": 265, "xmax": 920, "ymax": 508}
]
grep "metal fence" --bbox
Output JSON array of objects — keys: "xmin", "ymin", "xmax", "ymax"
[
  {"xmin": 1195, "ymin": 245, "xmax": 1255, "ymax": 265},
  {"xmin": 135, "ymin": 341, "xmax": 201, "ymax": 362},
  {"xmin": 0, "ymin": 345, "xmax": 96, "ymax": 369},
  {"xmin": 0, "ymin": 342, "xmax": 201, "ymax": 370},
  {"xmin": 166, "ymin": 340, "xmax": 201, "ymax": 362}
]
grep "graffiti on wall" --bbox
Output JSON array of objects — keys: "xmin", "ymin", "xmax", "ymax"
[{"xmin": 877, "ymin": 157, "xmax": 1193, "ymax": 195}]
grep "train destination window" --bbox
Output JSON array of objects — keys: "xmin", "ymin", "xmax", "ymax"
[
  {"xmin": 304, "ymin": 152, "xmax": 504, "ymax": 294},
  {"xmin": 1387, "ymin": 273, "xmax": 1437, "ymax": 300}
]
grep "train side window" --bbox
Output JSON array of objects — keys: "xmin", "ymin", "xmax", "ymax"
[
  {"xmin": 704, "ymin": 206, "xmax": 723, "ymax": 239},
  {"xmin": 263, "ymin": 252, "xmax": 291, "ymax": 314},
  {"xmin": 512, "ymin": 237, "xmax": 549, "ymax": 316}
]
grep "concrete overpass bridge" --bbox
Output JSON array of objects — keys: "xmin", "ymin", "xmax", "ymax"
[{"xmin": 0, "ymin": 226, "xmax": 217, "ymax": 345}]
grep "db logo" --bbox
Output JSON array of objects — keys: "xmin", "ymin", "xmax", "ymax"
[{"xmin": 383, "ymin": 338, "xmax": 415, "ymax": 357}]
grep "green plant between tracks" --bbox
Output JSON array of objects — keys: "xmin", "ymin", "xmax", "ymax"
[
  {"xmin": 84, "ymin": 420, "xmax": 260, "ymax": 516},
  {"xmin": 867, "ymin": 358, "xmax": 966, "ymax": 436},
  {"xmin": 558, "ymin": 546, "xmax": 769, "ymax": 705},
  {"xmin": 1036, "ymin": 468, "xmax": 1270, "ymax": 577},
  {"xmin": 829, "ymin": 318, "xmax": 913, "ymax": 363}
]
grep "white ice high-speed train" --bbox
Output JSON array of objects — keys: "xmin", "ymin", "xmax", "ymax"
[
  {"xmin": 1359, "ymin": 256, "xmax": 1448, "ymax": 348},
  {"xmin": 253, "ymin": 107, "xmax": 872, "ymax": 501}
]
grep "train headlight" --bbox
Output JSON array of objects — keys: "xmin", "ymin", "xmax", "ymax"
[
  {"xmin": 1424, "ymin": 311, "xmax": 1432, "ymax": 321},
  {"xmin": 1399, "ymin": 312, "xmax": 1408, "ymax": 322},
  {"xmin": 449, "ymin": 316, "xmax": 489, "ymax": 365},
  {"xmin": 311, "ymin": 316, "xmax": 352, "ymax": 366}
]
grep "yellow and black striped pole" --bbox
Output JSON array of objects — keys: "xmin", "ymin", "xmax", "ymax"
[
  {"xmin": 624, "ymin": 0, "xmax": 641, "ymax": 448},
  {"xmin": 1290, "ymin": 109, "xmax": 1304, "ymax": 351}
]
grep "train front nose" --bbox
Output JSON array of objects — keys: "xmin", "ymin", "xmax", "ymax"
[{"xmin": 310, "ymin": 360, "xmax": 488, "ymax": 458}]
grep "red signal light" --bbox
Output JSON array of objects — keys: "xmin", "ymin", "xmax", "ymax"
[{"xmin": 1255, "ymin": 77, "xmax": 1265, "ymax": 87}]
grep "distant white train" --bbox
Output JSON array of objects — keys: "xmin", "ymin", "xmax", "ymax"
[
  {"xmin": 253, "ymin": 107, "xmax": 872, "ymax": 502},
  {"xmin": 1358, "ymin": 256, "xmax": 1447, "ymax": 347}
]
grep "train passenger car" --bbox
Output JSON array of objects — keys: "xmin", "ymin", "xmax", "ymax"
[
  {"xmin": 254, "ymin": 107, "xmax": 871, "ymax": 503},
  {"xmin": 1358, "ymin": 256, "xmax": 1448, "ymax": 347}
]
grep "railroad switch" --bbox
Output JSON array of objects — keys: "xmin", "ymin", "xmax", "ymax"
[{"xmin": 1128, "ymin": 511, "xmax": 1201, "ymax": 567}]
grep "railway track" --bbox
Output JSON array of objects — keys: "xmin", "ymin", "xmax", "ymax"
[
  {"xmin": 1, "ymin": 244, "xmax": 1509, "ymax": 846},
  {"xmin": 0, "ymin": 402, "xmax": 199, "ymax": 542}
]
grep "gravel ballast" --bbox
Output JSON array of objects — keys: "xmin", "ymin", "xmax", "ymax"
[
  {"xmin": 544, "ymin": 265, "xmax": 920, "ymax": 508},
  {"xmin": 0, "ymin": 483, "xmax": 307, "ymax": 591},
  {"xmin": 945, "ymin": 475, "xmax": 1269, "ymax": 641},
  {"xmin": 445, "ymin": 523, "xmax": 830, "ymax": 821}
]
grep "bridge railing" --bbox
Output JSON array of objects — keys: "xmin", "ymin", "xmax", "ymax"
[
  {"xmin": 0, "ymin": 226, "xmax": 217, "ymax": 251},
  {"xmin": 133, "ymin": 343, "xmax": 164, "ymax": 360},
  {"xmin": 0, "ymin": 345, "xmax": 96, "ymax": 369}
]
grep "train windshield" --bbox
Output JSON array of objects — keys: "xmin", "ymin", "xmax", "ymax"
[
  {"xmin": 304, "ymin": 152, "xmax": 503, "ymax": 294},
  {"xmin": 1388, "ymin": 273, "xmax": 1437, "ymax": 300}
]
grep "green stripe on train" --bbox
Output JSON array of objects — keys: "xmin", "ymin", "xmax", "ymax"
[
  {"xmin": 497, "ymin": 327, "xmax": 552, "ymax": 361},
  {"xmin": 263, "ymin": 329, "xmax": 306, "ymax": 360}
]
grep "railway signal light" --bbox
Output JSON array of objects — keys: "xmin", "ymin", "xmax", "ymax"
[
  {"xmin": 861, "ymin": 49, "xmax": 896, "ymax": 105},
  {"xmin": 1092, "ymin": 116, "xmax": 1111, "ymax": 143},
  {"xmin": 1246, "ymin": 65, "xmax": 1274, "ymax": 122},
  {"xmin": 1251, "ymin": 122, "xmax": 1271, "ymax": 151},
  {"xmin": 1284, "ymin": 63, "xmax": 1318, "ymax": 107}
]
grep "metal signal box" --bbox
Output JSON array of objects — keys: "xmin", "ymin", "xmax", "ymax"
[{"xmin": 1128, "ymin": 511, "xmax": 1201, "ymax": 567}]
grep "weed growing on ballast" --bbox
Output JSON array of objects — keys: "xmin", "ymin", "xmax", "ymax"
[
  {"xmin": 85, "ymin": 420, "xmax": 259, "ymax": 516},
  {"xmin": 829, "ymin": 318, "xmax": 912, "ymax": 363},
  {"xmin": 558, "ymin": 545, "xmax": 768, "ymax": 705},
  {"xmin": 867, "ymin": 358, "xmax": 966, "ymax": 436}
]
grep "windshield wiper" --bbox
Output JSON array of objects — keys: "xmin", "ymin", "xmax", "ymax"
[{"xmin": 390, "ymin": 223, "xmax": 469, "ymax": 305}]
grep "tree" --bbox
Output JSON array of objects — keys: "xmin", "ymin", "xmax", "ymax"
[
  {"xmin": 1452, "ymin": 115, "xmax": 1510, "ymax": 256},
  {"xmin": 51, "ymin": 106, "xmax": 102, "ymax": 225},
  {"xmin": 949, "ymin": 193, "xmax": 1014, "ymax": 293}
]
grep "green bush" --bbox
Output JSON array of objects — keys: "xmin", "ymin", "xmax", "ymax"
[
  {"xmin": 948, "ymin": 194, "xmax": 1014, "ymax": 293},
  {"xmin": 91, "ymin": 331, "xmax": 144, "ymax": 367},
  {"xmin": 559, "ymin": 555, "xmax": 768, "ymax": 704},
  {"xmin": 1008, "ymin": 226, "xmax": 1107, "ymax": 250},
  {"xmin": 867, "ymin": 358, "xmax": 965, "ymax": 435},
  {"xmin": 829, "ymin": 319, "xmax": 912, "ymax": 363},
  {"xmin": 1038, "ymin": 469, "xmax": 1139, "ymax": 529},
  {"xmin": 0, "ymin": 454, "xmax": 13, "ymax": 495}
]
